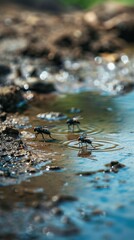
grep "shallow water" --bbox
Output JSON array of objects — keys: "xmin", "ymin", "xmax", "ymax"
[{"xmin": 1, "ymin": 91, "xmax": 134, "ymax": 240}]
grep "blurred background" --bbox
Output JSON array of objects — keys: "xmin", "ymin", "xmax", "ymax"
[{"xmin": 1, "ymin": 0, "xmax": 134, "ymax": 11}]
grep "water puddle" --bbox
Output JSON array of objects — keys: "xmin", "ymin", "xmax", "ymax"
[{"xmin": 1, "ymin": 91, "xmax": 134, "ymax": 240}]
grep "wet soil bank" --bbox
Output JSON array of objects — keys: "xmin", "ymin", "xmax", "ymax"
[
  {"xmin": 0, "ymin": 3, "xmax": 134, "ymax": 91},
  {"xmin": 0, "ymin": 2, "xmax": 134, "ymax": 60}
]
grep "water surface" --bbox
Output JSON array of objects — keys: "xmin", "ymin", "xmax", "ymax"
[{"xmin": 1, "ymin": 91, "xmax": 134, "ymax": 240}]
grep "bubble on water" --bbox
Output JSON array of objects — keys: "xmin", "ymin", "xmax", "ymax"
[
  {"xmin": 94, "ymin": 56, "xmax": 102, "ymax": 64},
  {"xmin": 121, "ymin": 55, "xmax": 129, "ymax": 64},
  {"xmin": 40, "ymin": 71, "xmax": 49, "ymax": 80},
  {"xmin": 107, "ymin": 62, "xmax": 116, "ymax": 71}
]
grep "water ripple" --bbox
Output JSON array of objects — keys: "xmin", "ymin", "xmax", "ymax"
[
  {"xmin": 64, "ymin": 138, "xmax": 122, "ymax": 152},
  {"xmin": 52, "ymin": 124, "xmax": 103, "ymax": 135}
]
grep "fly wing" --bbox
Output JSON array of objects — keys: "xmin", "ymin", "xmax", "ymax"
[
  {"xmin": 81, "ymin": 132, "xmax": 87, "ymax": 138},
  {"xmin": 73, "ymin": 115, "xmax": 83, "ymax": 120},
  {"xmin": 43, "ymin": 125, "xmax": 56, "ymax": 130}
]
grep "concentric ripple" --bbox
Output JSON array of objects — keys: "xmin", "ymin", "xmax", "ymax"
[
  {"xmin": 52, "ymin": 124, "xmax": 103, "ymax": 135},
  {"xmin": 64, "ymin": 138, "xmax": 122, "ymax": 152}
]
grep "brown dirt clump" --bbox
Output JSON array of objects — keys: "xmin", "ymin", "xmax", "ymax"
[
  {"xmin": 0, "ymin": 2, "xmax": 133, "ymax": 62},
  {"xmin": 0, "ymin": 86, "xmax": 25, "ymax": 112}
]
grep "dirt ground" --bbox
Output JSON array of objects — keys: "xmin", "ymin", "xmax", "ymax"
[
  {"xmin": 0, "ymin": 2, "xmax": 134, "ymax": 63},
  {"xmin": 0, "ymin": 2, "xmax": 134, "ymax": 97}
]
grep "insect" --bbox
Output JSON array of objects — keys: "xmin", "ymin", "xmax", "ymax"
[
  {"xmin": 66, "ymin": 117, "xmax": 81, "ymax": 132},
  {"xmin": 34, "ymin": 126, "xmax": 54, "ymax": 141},
  {"xmin": 78, "ymin": 133, "xmax": 94, "ymax": 149}
]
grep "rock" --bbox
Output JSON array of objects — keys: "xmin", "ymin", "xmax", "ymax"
[
  {"xmin": 92, "ymin": 34, "xmax": 124, "ymax": 54},
  {"xmin": 46, "ymin": 165, "xmax": 61, "ymax": 171},
  {"xmin": 105, "ymin": 161, "xmax": 125, "ymax": 169},
  {"xmin": 0, "ymin": 112, "xmax": 7, "ymax": 121},
  {"xmin": 52, "ymin": 195, "xmax": 78, "ymax": 204},
  {"xmin": 1, "ymin": 126, "xmax": 20, "ymax": 138},
  {"xmin": 0, "ymin": 126, "xmax": 27, "ymax": 180},
  {"xmin": 0, "ymin": 170, "xmax": 4, "ymax": 176},
  {"xmin": 27, "ymin": 167, "xmax": 37, "ymax": 173},
  {"xmin": 0, "ymin": 64, "xmax": 12, "ymax": 86},
  {"xmin": 92, "ymin": 209, "xmax": 105, "ymax": 216},
  {"xmin": 51, "ymin": 207, "xmax": 63, "ymax": 216},
  {"xmin": 37, "ymin": 112, "xmax": 67, "ymax": 121},
  {"xmin": 104, "ymin": 12, "xmax": 134, "ymax": 42},
  {"xmin": 76, "ymin": 171, "xmax": 97, "ymax": 176},
  {"xmin": 44, "ymin": 224, "xmax": 80, "ymax": 236},
  {"xmin": 105, "ymin": 161, "xmax": 125, "ymax": 173},
  {"xmin": 0, "ymin": 85, "xmax": 26, "ymax": 112},
  {"xmin": 0, "ymin": 64, "xmax": 11, "ymax": 76},
  {"xmin": 0, "ymin": 38, "xmax": 28, "ymax": 54},
  {"xmin": 22, "ymin": 44, "xmax": 50, "ymax": 58},
  {"xmin": 26, "ymin": 78, "xmax": 55, "ymax": 93}
]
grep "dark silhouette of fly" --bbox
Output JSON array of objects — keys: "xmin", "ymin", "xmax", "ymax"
[
  {"xmin": 66, "ymin": 117, "xmax": 80, "ymax": 132},
  {"xmin": 78, "ymin": 133, "xmax": 94, "ymax": 149},
  {"xmin": 34, "ymin": 126, "xmax": 54, "ymax": 141}
]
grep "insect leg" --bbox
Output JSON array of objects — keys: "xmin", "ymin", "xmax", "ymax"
[
  {"xmin": 68, "ymin": 124, "xmax": 71, "ymax": 132},
  {"xmin": 35, "ymin": 132, "xmax": 38, "ymax": 138},
  {"xmin": 77, "ymin": 123, "xmax": 81, "ymax": 131},
  {"xmin": 49, "ymin": 134, "xmax": 55, "ymax": 140},
  {"xmin": 41, "ymin": 133, "xmax": 45, "ymax": 141},
  {"xmin": 91, "ymin": 143, "xmax": 95, "ymax": 149}
]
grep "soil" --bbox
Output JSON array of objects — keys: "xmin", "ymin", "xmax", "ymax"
[
  {"xmin": 0, "ymin": 2, "xmax": 134, "ymax": 61},
  {"xmin": 0, "ymin": 2, "xmax": 133, "ymax": 98}
]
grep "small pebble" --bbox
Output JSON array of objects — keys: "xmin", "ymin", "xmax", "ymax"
[
  {"xmin": 46, "ymin": 165, "xmax": 61, "ymax": 171},
  {"xmin": 52, "ymin": 195, "xmax": 78, "ymax": 204},
  {"xmin": 27, "ymin": 167, "xmax": 36, "ymax": 173}
]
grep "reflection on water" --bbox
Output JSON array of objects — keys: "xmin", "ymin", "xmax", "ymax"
[{"xmin": 1, "ymin": 91, "xmax": 134, "ymax": 239}]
